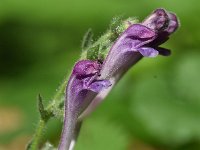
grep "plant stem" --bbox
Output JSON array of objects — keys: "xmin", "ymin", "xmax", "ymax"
[{"xmin": 29, "ymin": 119, "xmax": 46, "ymax": 150}]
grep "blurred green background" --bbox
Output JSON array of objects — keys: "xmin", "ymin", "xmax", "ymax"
[{"xmin": 0, "ymin": 0, "xmax": 200, "ymax": 149}]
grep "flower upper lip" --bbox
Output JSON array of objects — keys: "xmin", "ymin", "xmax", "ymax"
[
  {"xmin": 73, "ymin": 60, "xmax": 101, "ymax": 78},
  {"xmin": 143, "ymin": 8, "xmax": 179, "ymax": 35}
]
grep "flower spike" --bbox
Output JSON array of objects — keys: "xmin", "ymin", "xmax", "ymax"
[{"xmin": 59, "ymin": 8, "xmax": 179, "ymax": 150}]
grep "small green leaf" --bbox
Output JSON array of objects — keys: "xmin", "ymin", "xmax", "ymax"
[
  {"xmin": 38, "ymin": 94, "xmax": 51, "ymax": 122},
  {"xmin": 81, "ymin": 28, "xmax": 93, "ymax": 51}
]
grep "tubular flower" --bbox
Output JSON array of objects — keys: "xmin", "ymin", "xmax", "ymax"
[
  {"xmin": 58, "ymin": 60, "xmax": 111, "ymax": 150},
  {"xmin": 100, "ymin": 8, "xmax": 179, "ymax": 79},
  {"xmin": 81, "ymin": 8, "xmax": 179, "ymax": 119},
  {"xmin": 66, "ymin": 60, "xmax": 111, "ymax": 114}
]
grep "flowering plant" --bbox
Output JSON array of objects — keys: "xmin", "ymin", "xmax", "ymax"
[{"xmin": 28, "ymin": 8, "xmax": 179, "ymax": 150}]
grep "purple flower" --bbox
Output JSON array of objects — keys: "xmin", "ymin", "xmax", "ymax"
[
  {"xmin": 58, "ymin": 60, "xmax": 111, "ymax": 150},
  {"xmin": 101, "ymin": 9, "xmax": 178, "ymax": 78},
  {"xmin": 67, "ymin": 60, "xmax": 111, "ymax": 114},
  {"xmin": 81, "ymin": 8, "xmax": 179, "ymax": 119}
]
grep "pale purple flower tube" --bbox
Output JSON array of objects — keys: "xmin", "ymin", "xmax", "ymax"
[{"xmin": 58, "ymin": 60, "xmax": 111, "ymax": 150}]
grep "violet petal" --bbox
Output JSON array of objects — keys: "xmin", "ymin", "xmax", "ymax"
[
  {"xmin": 138, "ymin": 47, "xmax": 159, "ymax": 57},
  {"xmin": 88, "ymin": 80, "xmax": 111, "ymax": 93},
  {"xmin": 142, "ymin": 8, "xmax": 169, "ymax": 31},
  {"xmin": 157, "ymin": 47, "xmax": 171, "ymax": 56},
  {"xmin": 73, "ymin": 60, "xmax": 100, "ymax": 77},
  {"xmin": 165, "ymin": 12, "xmax": 179, "ymax": 34},
  {"xmin": 125, "ymin": 24, "xmax": 156, "ymax": 39}
]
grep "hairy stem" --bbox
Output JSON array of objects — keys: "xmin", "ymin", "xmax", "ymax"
[{"xmin": 29, "ymin": 119, "xmax": 46, "ymax": 150}]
